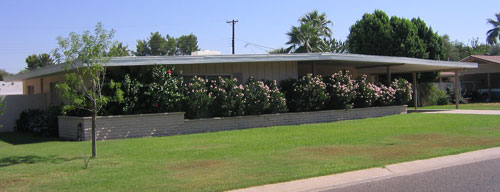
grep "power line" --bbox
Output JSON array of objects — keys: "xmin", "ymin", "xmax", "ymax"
[{"xmin": 226, "ymin": 19, "xmax": 238, "ymax": 54}]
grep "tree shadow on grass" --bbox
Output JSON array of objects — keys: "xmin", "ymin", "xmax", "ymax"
[
  {"xmin": 0, "ymin": 132, "xmax": 62, "ymax": 145},
  {"xmin": 0, "ymin": 155, "xmax": 78, "ymax": 167}
]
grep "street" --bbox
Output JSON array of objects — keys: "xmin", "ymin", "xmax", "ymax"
[{"xmin": 326, "ymin": 158, "xmax": 500, "ymax": 192}]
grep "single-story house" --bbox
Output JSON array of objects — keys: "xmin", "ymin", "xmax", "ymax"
[
  {"xmin": 460, "ymin": 55, "xmax": 500, "ymax": 100},
  {"xmin": 0, "ymin": 53, "xmax": 477, "ymax": 132}
]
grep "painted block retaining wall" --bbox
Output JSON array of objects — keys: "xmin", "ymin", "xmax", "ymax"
[{"xmin": 59, "ymin": 105, "xmax": 407, "ymax": 141}]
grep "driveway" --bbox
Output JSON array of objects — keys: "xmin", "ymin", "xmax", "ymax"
[{"xmin": 417, "ymin": 109, "xmax": 500, "ymax": 115}]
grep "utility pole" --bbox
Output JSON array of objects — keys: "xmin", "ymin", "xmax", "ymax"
[{"xmin": 226, "ymin": 19, "xmax": 238, "ymax": 54}]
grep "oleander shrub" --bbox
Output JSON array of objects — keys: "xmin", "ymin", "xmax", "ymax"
[
  {"xmin": 391, "ymin": 78, "xmax": 413, "ymax": 105},
  {"xmin": 292, "ymin": 73, "xmax": 328, "ymax": 112},
  {"xmin": 354, "ymin": 75, "xmax": 378, "ymax": 108},
  {"xmin": 325, "ymin": 70, "xmax": 355, "ymax": 109},
  {"xmin": 266, "ymin": 80, "xmax": 288, "ymax": 114},
  {"xmin": 279, "ymin": 78, "xmax": 298, "ymax": 112},
  {"xmin": 147, "ymin": 65, "xmax": 185, "ymax": 113},
  {"xmin": 375, "ymin": 84, "xmax": 396, "ymax": 106},
  {"xmin": 243, "ymin": 78, "xmax": 270, "ymax": 115},
  {"xmin": 209, "ymin": 77, "xmax": 244, "ymax": 117},
  {"xmin": 121, "ymin": 65, "xmax": 184, "ymax": 114},
  {"xmin": 184, "ymin": 76, "xmax": 213, "ymax": 119}
]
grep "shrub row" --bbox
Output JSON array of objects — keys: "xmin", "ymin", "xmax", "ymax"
[
  {"xmin": 65, "ymin": 66, "xmax": 411, "ymax": 118},
  {"xmin": 280, "ymin": 71, "xmax": 412, "ymax": 112}
]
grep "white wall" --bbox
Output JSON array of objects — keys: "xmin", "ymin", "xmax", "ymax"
[
  {"xmin": 0, "ymin": 94, "xmax": 48, "ymax": 132},
  {"xmin": 0, "ymin": 81, "xmax": 23, "ymax": 95}
]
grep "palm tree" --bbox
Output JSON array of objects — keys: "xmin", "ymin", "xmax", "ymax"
[
  {"xmin": 299, "ymin": 10, "xmax": 333, "ymax": 38},
  {"xmin": 286, "ymin": 22, "xmax": 325, "ymax": 53},
  {"xmin": 487, "ymin": 13, "xmax": 500, "ymax": 45}
]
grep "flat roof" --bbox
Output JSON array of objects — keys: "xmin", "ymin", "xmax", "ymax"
[{"xmin": 5, "ymin": 53, "xmax": 477, "ymax": 81}]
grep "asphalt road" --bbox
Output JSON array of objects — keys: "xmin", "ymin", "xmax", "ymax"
[{"xmin": 325, "ymin": 158, "xmax": 500, "ymax": 192}]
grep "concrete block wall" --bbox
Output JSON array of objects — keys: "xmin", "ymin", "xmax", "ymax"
[
  {"xmin": 59, "ymin": 112, "xmax": 185, "ymax": 141},
  {"xmin": 58, "ymin": 105, "xmax": 406, "ymax": 141},
  {"xmin": 182, "ymin": 105, "xmax": 407, "ymax": 134}
]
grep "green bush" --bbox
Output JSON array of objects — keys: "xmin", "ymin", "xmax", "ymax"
[
  {"xmin": 375, "ymin": 84, "xmax": 396, "ymax": 106},
  {"xmin": 15, "ymin": 106, "xmax": 62, "ymax": 137},
  {"xmin": 266, "ymin": 80, "xmax": 288, "ymax": 114},
  {"xmin": 147, "ymin": 65, "xmax": 185, "ymax": 113},
  {"xmin": 324, "ymin": 70, "xmax": 355, "ymax": 109},
  {"xmin": 183, "ymin": 76, "xmax": 213, "ymax": 119},
  {"xmin": 279, "ymin": 78, "xmax": 298, "ymax": 112},
  {"xmin": 420, "ymin": 83, "xmax": 448, "ymax": 106},
  {"xmin": 391, "ymin": 78, "xmax": 413, "ymax": 105},
  {"xmin": 292, "ymin": 74, "xmax": 328, "ymax": 112},
  {"xmin": 354, "ymin": 75, "xmax": 377, "ymax": 108},
  {"xmin": 208, "ymin": 77, "xmax": 244, "ymax": 117},
  {"xmin": 243, "ymin": 78, "xmax": 270, "ymax": 115},
  {"xmin": 121, "ymin": 65, "xmax": 184, "ymax": 114}
]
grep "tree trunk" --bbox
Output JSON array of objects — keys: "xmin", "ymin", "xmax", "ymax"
[{"xmin": 92, "ymin": 110, "xmax": 97, "ymax": 157}]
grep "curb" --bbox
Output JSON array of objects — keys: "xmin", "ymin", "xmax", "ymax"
[{"xmin": 230, "ymin": 147, "xmax": 500, "ymax": 192}]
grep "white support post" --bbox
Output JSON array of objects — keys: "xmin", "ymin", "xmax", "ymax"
[
  {"xmin": 413, "ymin": 72, "xmax": 418, "ymax": 110},
  {"xmin": 455, "ymin": 70, "xmax": 460, "ymax": 109}
]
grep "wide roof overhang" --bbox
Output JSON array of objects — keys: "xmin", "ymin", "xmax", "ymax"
[{"xmin": 5, "ymin": 53, "xmax": 477, "ymax": 81}]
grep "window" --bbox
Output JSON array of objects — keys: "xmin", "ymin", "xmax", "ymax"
[{"xmin": 27, "ymin": 86, "xmax": 35, "ymax": 95}]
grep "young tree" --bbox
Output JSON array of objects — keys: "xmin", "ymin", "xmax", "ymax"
[
  {"xmin": 53, "ymin": 22, "xmax": 115, "ymax": 157},
  {"xmin": 0, "ymin": 69, "xmax": 10, "ymax": 81}
]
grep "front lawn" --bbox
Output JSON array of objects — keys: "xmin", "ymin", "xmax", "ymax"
[
  {"xmin": 1, "ymin": 113, "xmax": 500, "ymax": 191},
  {"xmin": 419, "ymin": 102, "xmax": 500, "ymax": 110}
]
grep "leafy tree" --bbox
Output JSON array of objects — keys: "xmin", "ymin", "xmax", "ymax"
[
  {"xmin": 347, "ymin": 10, "xmax": 393, "ymax": 56},
  {"xmin": 148, "ymin": 32, "xmax": 168, "ymax": 56},
  {"xmin": 443, "ymin": 35, "xmax": 491, "ymax": 61},
  {"xmin": 177, "ymin": 34, "xmax": 200, "ymax": 55},
  {"xmin": 489, "ymin": 43, "xmax": 500, "ymax": 56},
  {"xmin": 135, "ymin": 32, "xmax": 199, "ymax": 56},
  {"xmin": 53, "ymin": 22, "xmax": 115, "ymax": 157},
  {"xmin": 108, "ymin": 42, "xmax": 130, "ymax": 57},
  {"xmin": 268, "ymin": 48, "xmax": 290, "ymax": 54},
  {"xmin": 165, "ymin": 34, "xmax": 177, "ymax": 55},
  {"xmin": 25, "ymin": 53, "xmax": 55, "ymax": 70},
  {"xmin": 325, "ymin": 38, "xmax": 347, "ymax": 53},
  {"xmin": 0, "ymin": 69, "xmax": 10, "ymax": 81},
  {"xmin": 347, "ymin": 10, "xmax": 445, "ymax": 60},
  {"xmin": 487, "ymin": 12, "xmax": 500, "ymax": 45},
  {"xmin": 135, "ymin": 40, "xmax": 150, "ymax": 56}
]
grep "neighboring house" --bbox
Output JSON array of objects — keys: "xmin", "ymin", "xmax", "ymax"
[
  {"xmin": 459, "ymin": 55, "xmax": 500, "ymax": 100},
  {"xmin": 0, "ymin": 53, "xmax": 477, "ymax": 132}
]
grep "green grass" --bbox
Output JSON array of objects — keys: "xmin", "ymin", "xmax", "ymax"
[
  {"xmin": 419, "ymin": 102, "xmax": 500, "ymax": 110},
  {"xmin": 1, "ymin": 113, "xmax": 500, "ymax": 191}
]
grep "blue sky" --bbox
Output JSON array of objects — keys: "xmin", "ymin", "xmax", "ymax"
[{"xmin": 1, "ymin": 0, "xmax": 499, "ymax": 73}]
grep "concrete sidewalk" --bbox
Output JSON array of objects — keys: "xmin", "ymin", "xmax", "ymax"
[
  {"xmin": 230, "ymin": 147, "xmax": 500, "ymax": 192},
  {"xmin": 415, "ymin": 109, "xmax": 500, "ymax": 115}
]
